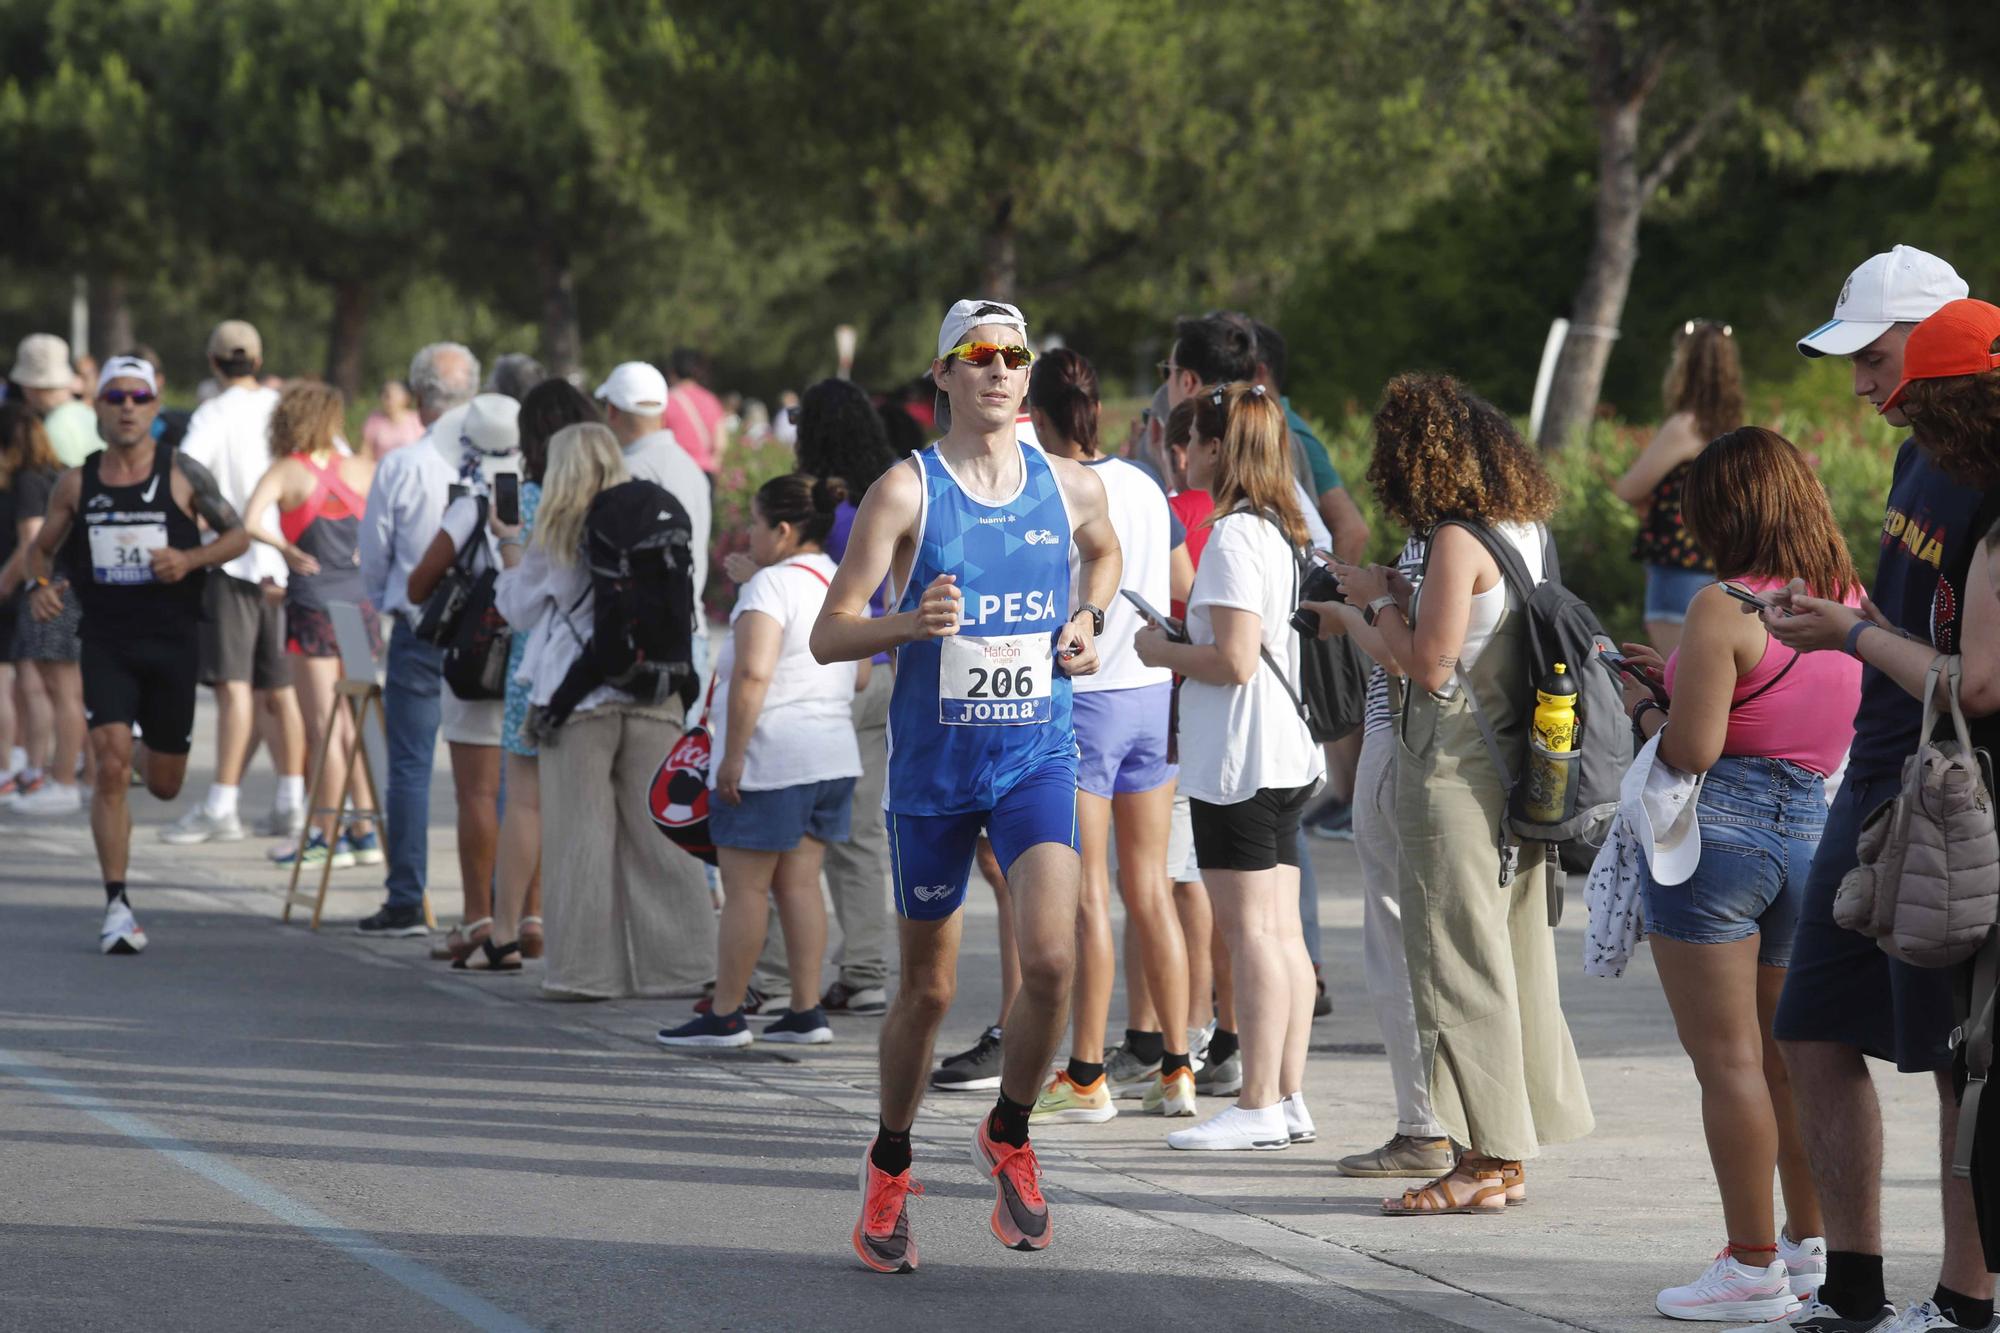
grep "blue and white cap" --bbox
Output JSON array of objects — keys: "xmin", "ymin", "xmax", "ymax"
[{"xmin": 1798, "ymin": 245, "xmax": 1968, "ymax": 358}]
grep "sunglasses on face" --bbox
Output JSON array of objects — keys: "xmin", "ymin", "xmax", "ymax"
[
  {"xmin": 943, "ymin": 341, "xmax": 1034, "ymax": 370},
  {"xmin": 100, "ymin": 390, "xmax": 157, "ymax": 407},
  {"xmin": 1156, "ymin": 359, "xmax": 1179, "ymax": 382}
]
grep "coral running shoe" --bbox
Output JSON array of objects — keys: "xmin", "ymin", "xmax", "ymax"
[
  {"xmin": 972, "ymin": 1118, "xmax": 1050, "ymax": 1251},
  {"xmin": 852, "ymin": 1146, "xmax": 922, "ymax": 1274}
]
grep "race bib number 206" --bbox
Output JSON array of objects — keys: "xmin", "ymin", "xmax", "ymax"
[{"xmin": 938, "ymin": 633, "xmax": 1052, "ymax": 726}]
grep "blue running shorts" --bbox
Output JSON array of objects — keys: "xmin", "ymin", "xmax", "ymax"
[{"xmin": 885, "ymin": 754, "xmax": 1080, "ymax": 921}]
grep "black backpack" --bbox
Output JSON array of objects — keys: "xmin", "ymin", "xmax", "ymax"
[
  {"xmin": 1253, "ymin": 513, "xmax": 1368, "ymax": 745},
  {"xmin": 1431, "ymin": 520, "xmax": 1632, "ymax": 884},
  {"xmin": 543, "ymin": 479, "xmax": 699, "ymax": 727}
]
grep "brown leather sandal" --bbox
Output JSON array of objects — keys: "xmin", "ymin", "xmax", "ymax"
[
  {"xmin": 1381, "ymin": 1161, "xmax": 1507, "ymax": 1216},
  {"xmin": 1495, "ymin": 1159, "xmax": 1526, "ymax": 1206}
]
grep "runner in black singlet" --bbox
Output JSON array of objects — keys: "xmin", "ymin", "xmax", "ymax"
[{"xmin": 23, "ymin": 355, "xmax": 250, "ymax": 954}]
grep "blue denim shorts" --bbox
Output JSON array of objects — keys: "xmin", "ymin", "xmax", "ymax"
[
  {"xmin": 1640, "ymin": 754, "xmax": 1826, "ymax": 967},
  {"xmin": 709, "ymin": 776, "xmax": 856, "ymax": 852},
  {"xmin": 1643, "ymin": 564, "xmax": 1715, "ymax": 625}
]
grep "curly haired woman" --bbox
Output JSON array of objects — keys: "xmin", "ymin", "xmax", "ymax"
[{"xmin": 1332, "ymin": 374, "xmax": 1594, "ymax": 1216}]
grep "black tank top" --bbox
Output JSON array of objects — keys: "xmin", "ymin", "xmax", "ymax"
[{"xmin": 64, "ymin": 444, "xmax": 206, "ymax": 639}]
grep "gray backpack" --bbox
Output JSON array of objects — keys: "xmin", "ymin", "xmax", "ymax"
[{"xmin": 1432, "ymin": 521, "xmax": 1633, "ymax": 906}]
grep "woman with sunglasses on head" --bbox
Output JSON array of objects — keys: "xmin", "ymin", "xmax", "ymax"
[
  {"xmin": 1023, "ymin": 349, "xmax": 1200, "ymax": 1126},
  {"xmin": 1617, "ymin": 427, "xmax": 1854, "ymax": 1321},
  {"xmin": 1136, "ymin": 383, "xmax": 1324, "ymax": 1152},
  {"xmin": 1331, "ymin": 374, "xmax": 1593, "ymax": 1214},
  {"xmin": 1613, "ymin": 320, "xmax": 1744, "ymax": 654}
]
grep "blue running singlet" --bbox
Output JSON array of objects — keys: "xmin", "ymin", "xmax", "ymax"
[{"xmin": 885, "ymin": 442, "xmax": 1078, "ymax": 817}]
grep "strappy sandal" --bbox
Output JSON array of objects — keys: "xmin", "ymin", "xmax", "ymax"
[
  {"xmin": 1381, "ymin": 1160, "xmax": 1507, "ymax": 1217},
  {"xmin": 431, "ymin": 917, "xmax": 492, "ymax": 963},
  {"xmin": 1495, "ymin": 1159, "xmax": 1526, "ymax": 1206},
  {"xmin": 519, "ymin": 916, "xmax": 545, "ymax": 961},
  {"xmin": 455, "ymin": 938, "xmax": 522, "ymax": 973}
]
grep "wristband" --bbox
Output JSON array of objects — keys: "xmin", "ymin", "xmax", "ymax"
[
  {"xmin": 1631, "ymin": 699, "xmax": 1666, "ymax": 732},
  {"xmin": 499, "ymin": 537, "xmax": 525, "ymax": 551},
  {"xmin": 1843, "ymin": 621, "xmax": 1872, "ymax": 659}
]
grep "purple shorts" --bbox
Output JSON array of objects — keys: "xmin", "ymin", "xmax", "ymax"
[{"xmin": 1072, "ymin": 681, "xmax": 1175, "ymax": 799}]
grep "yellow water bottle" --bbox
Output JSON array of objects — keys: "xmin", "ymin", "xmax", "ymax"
[{"xmin": 1524, "ymin": 663, "xmax": 1579, "ymax": 824}]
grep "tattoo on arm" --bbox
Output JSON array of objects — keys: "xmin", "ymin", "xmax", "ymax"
[
  {"xmin": 1436, "ymin": 654, "xmax": 1459, "ymax": 671},
  {"xmin": 177, "ymin": 455, "xmax": 242, "ymax": 532}
]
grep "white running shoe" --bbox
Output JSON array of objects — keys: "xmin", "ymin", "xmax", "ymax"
[
  {"xmin": 1778, "ymin": 1233, "xmax": 1827, "ymax": 1300},
  {"xmin": 1887, "ymin": 1300, "xmax": 2000, "ymax": 1331},
  {"xmin": 13, "ymin": 782, "xmax": 82, "ymax": 815},
  {"xmin": 1166, "ymin": 1102, "xmax": 1290, "ymax": 1151},
  {"xmin": 160, "ymin": 807, "xmax": 245, "ymax": 845},
  {"xmin": 100, "ymin": 899, "xmax": 147, "ymax": 955},
  {"xmin": 1282, "ymin": 1091, "xmax": 1317, "ymax": 1144},
  {"xmin": 1657, "ymin": 1250, "xmax": 1798, "ymax": 1323}
]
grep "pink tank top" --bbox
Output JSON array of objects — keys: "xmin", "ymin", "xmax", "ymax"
[{"xmin": 1662, "ymin": 575, "xmax": 1863, "ymax": 777}]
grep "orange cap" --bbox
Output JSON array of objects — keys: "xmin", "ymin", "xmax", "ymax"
[{"xmin": 1882, "ymin": 297, "xmax": 2000, "ymax": 413}]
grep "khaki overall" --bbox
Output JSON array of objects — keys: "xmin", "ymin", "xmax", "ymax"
[{"xmin": 1395, "ymin": 593, "xmax": 1594, "ymax": 1161}]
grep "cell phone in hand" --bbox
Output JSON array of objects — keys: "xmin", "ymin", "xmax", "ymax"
[
  {"xmin": 1599, "ymin": 649, "xmax": 1669, "ymax": 705},
  {"xmin": 1721, "ymin": 582, "xmax": 1774, "ymax": 611},
  {"xmin": 1119, "ymin": 589, "xmax": 1185, "ymax": 641},
  {"xmin": 494, "ymin": 472, "xmax": 520, "ymax": 527}
]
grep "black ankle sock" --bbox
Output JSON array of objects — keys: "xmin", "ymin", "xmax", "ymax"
[
  {"xmin": 1126, "ymin": 1028, "xmax": 1164, "ymax": 1064},
  {"xmin": 1065, "ymin": 1057, "xmax": 1104, "ymax": 1087},
  {"xmin": 988, "ymin": 1092, "xmax": 1031, "ymax": 1147},
  {"xmin": 1822, "ymin": 1251, "xmax": 1886, "ymax": 1320},
  {"xmin": 104, "ymin": 881, "xmax": 126, "ymax": 906},
  {"xmin": 1207, "ymin": 1028, "xmax": 1239, "ymax": 1065},
  {"xmin": 870, "ymin": 1123, "xmax": 912, "ymax": 1175},
  {"xmin": 1162, "ymin": 1051, "xmax": 1192, "ymax": 1076},
  {"xmin": 1934, "ymin": 1284, "xmax": 1994, "ymax": 1329}
]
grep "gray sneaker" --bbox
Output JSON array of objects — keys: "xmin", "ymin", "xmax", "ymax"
[
  {"xmin": 254, "ymin": 805, "xmax": 306, "ymax": 839},
  {"xmin": 1105, "ymin": 1042, "xmax": 1162, "ymax": 1099},
  {"xmin": 1194, "ymin": 1050, "xmax": 1242, "ymax": 1097},
  {"xmin": 1335, "ymin": 1133, "xmax": 1456, "ymax": 1178},
  {"xmin": 159, "ymin": 807, "xmax": 246, "ymax": 845}
]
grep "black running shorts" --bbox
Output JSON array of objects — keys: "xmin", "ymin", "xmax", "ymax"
[
  {"xmin": 1189, "ymin": 784, "xmax": 1314, "ymax": 873},
  {"xmin": 81, "ymin": 632, "xmax": 201, "ymax": 754}
]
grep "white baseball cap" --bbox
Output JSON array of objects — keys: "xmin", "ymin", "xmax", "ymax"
[
  {"xmin": 594, "ymin": 361, "xmax": 668, "ymax": 414},
  {"xmin": 1797, "ymin": 245, "xmax": 1969, "ymax": 358},
  {"xmin": 936, "ymin": 298, "xmax": 1027, "ymax": 360},
  {"xmin": 96, "ymin": 354, "xmax": 159, "ymax": 396},
  {"xmin": 1621, "ymin": 732, "xmax": 1702, "ymax": 886},
  {"xmin": 459, "ymin": 393, "xmax": 521, "ymax": 455}
]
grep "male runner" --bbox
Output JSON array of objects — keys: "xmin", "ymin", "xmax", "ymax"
[
  {"xmin": 24, "ymin": 355, "xmax": 249, "ymax": 954},
  {"xmin": 813, "ymin": 300, "xmax": 1121, "ymax": 1272}
]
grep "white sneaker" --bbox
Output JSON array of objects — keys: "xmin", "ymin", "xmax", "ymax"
[
  {"xmin": 1166, "ymin": 1102, "xmax": 1290, "ymax": 1151},
  {"xmin": 1657, "ymin": 1250, "xmax": 1797, "ymax": 1323},
  {"xmin": 13, "ymin": 782, "xmax": 82, "ymax": 815},
  {"xmin": 100, "ymin": 899, "xmax": 147, "ymax": 955},
  {"xmin": 254, "ymin": 805, "xmax": 306, "ymax": 839},
  {"xmin": 1888, "ymin": 1300, "xmax": 2000, "ymax": 1331},
  {"xmin": 160, "ymin": 807, "xmax": 246, "ymax": 845},
  {"xmin": 1282, "ymin": 1091, "xmax": 1317, "ymax": 1144},
  {"xmin": 1778, "ymin": 1232, "xmax": 1827, "ymax": 1299}
]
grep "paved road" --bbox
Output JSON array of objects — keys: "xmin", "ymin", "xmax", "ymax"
[{"xmin": 0, "ymin": 701, "xmax": 1962, "ymax": 1331}]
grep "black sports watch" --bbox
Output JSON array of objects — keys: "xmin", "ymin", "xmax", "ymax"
[{"xmin": 1072, "ymin": 603, "xmax": 1105, "ymax": 637}]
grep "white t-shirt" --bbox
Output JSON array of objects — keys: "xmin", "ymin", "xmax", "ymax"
[
  {"xmin": 709, "ymin": 553, "xmax": 861, "ymax": 791},
  {"xmin": 1076, "ymin": 456, "xmax": 1174, "ymax": 693},
  {"xmin": 180, "ymin": 383, "xmax": 287, "ymax": 587},
  {"xmin": 1177, "ymin": 511, "xmax": 1325, "ymax": 804},
  {"xmin": 623, "ymin": 430, "xmax": 710, "ymax": 638}
]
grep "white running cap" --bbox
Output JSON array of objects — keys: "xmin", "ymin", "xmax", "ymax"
[
  {"xmin": 936, "ymin": 298, "xmax": 1027, "ymax": 360},
  {"xmin": 96, "ymin": 355, "xmax": 158, "ymax": 395},
  {"xmin": 595, "ymin": 361, "xmax": 669, "ymax": 414},
  {"xmin": 1797, "ymin": 245, "xmax": 1968, "ymax": 358}
]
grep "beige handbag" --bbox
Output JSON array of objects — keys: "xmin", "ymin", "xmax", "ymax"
[{"xmin": 1835, "ymin": 655, "xmax": 1998, "ymax": 968}]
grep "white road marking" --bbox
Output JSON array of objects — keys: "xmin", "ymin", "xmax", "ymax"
[{"xmin": 0, "ymin": 1046, "xmax": 539, "ymax": 1333}]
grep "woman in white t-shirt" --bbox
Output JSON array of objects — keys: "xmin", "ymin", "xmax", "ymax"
[
  {"xmin": 1136, "ymin": 383, "xmax": 1324, "ymax": 1153},
  {"xmin": 1022, "ymin": 349, "xmax": 1201, "ymax": 1125},
  {"xmin": 1330, "ymin": 375, "xmax": 1592, "ymax": 1216},
  {"xmin": 660, "ymin": 473, "xmax": 861, "ymax": 1051}
]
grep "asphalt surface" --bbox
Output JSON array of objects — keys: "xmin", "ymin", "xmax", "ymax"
[{"xmin": 0, "ymin": 700, "xmax": 1966, "ymax": 1331}]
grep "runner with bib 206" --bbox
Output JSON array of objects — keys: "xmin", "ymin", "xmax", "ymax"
[
  {"xmin": 812, "ymin": 299, "xmax": 1122, "ymax": 1273},
  {"xmin": 23, "ymin": 355, "xmax": 250, "ymax": 956}
]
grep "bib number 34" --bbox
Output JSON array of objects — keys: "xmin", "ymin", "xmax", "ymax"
[{"xmin": 938, "ymin": 633, "xmax": 1053, "ymax": 726}]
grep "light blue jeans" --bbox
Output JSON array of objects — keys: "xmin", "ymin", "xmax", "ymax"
[{"xmin": 383, "ymin": 620, "xmax": 443, "ymax": 911}]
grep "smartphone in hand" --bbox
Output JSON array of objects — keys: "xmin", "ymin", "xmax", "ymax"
[
  {"xmin": 1599, "ymin": 649, "xmax": 1669, "ymax": 705},
  {"xmin": 494, "ymin": 472, "xmax": 521, "ymax": 527},
  {"xmin": 1721, "ymin": 582, "xmax": 1774, "ymax": 611},
  {"xmin": 1120, "ymin": 588, "xmax": 1186, "ymax": 641}
]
